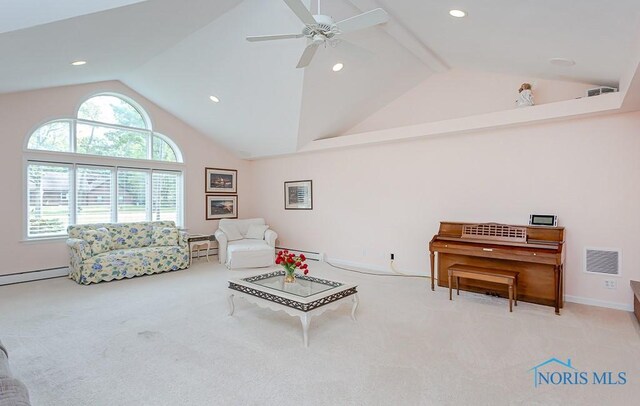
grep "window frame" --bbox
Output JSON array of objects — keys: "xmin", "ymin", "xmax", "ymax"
[
  {"xmin": 25, "ymin": 118, "xmax": 183, "ymax": 163},
  {"xmin": 23, "ymin": 93, "xmax": 185, "ymax": 241}
]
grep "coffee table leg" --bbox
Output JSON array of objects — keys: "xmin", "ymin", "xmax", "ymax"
[
  {"xmin": 227, "ymin": 294, "xmax": 235, "ymax": 316},
  {"xmin": 300, "ymin": 314, "xmax": 311, "ymax": 347},
  {"xmin": 351, "ymin": 294, "xmax": 359, "ymax": 321}
]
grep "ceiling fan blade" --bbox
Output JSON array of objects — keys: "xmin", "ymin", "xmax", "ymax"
[
  {"xmin": 283, "ymin": 0, "xmax": 317, "ymax": 26},
  {"xmin": 246, "ymin": 33, "xmax": 304, "ymax": 42},
  {"xmin": 296, "ymin": 42, "xmax": 320, "ymax": 68},
  {"xmin": 336, "ymin": 8, "xmax": 389, "ymax": 34}
]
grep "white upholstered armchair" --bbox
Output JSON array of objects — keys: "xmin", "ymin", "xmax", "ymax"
[{"xmin": 214, "ymin": 218, "xmax": 277, "ymax": 269}]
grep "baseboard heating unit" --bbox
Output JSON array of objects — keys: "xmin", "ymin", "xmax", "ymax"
[
  {"xmin": 275, "ymin": 247, "xmax": 323, "ymax": 262},
  {"xmin": 0, "ymin": 267, "xmax": 69, "ymax": 286}
]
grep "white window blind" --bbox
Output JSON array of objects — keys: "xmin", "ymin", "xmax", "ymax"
[
  {"xmin": 152, "ymin": 171, "xmax": 181, "ymax": 223},
  {"xmin": 117, "ymin": 169, "xmax": 149, "ymax": 223},
  {"xmin": 27, "ymin": 163, "xmax": 72, "ymax": 237},
  {"xmin": 76, "ymin": 166, "xmax": 113, "ymax": 224}
]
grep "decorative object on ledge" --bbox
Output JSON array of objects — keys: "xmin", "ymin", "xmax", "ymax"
[
  {"xmin": 284, "ymin": 180, "xmax": 312, "ymax": 210},
  {"xmin": 206, "ymin": 195, "xmax": 238, "ymax": 220},
  {"xmin": 205, "ymin": 167, "xmax": 237, "ymax": 194},
  {"xmin": 516, "ymin": 82, "xmax": 534, "ymax": 107},
  {"xmin": 275, "ymin": 249, "xmax": 309, "ymax": 282}
]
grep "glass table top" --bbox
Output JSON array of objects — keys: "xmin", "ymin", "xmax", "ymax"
[{"xmin": 245, "ymin": 272, "xmax": 342, "ymax": 298}]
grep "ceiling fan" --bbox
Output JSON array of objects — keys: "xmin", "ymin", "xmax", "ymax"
[{"xmin": 246, "ymin": 0, "xmax": 389, "ymax": 68}]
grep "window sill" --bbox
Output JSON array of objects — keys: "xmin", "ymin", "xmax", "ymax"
[{"xmin": 21, "ymin": 236, "xmax": 68, "ymax": 244}]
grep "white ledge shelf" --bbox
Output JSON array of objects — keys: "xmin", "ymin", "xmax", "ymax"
[{"xmin": 299, "ymin": 92, "xmax": 623, "ymax": 153}]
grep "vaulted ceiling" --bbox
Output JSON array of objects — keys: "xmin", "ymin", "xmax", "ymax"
[{"xmin": 1, "ymin": 0, "xmax": 639, "ymax": 158}]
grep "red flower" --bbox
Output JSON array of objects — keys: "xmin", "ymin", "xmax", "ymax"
[
  {"xmin": 288, "ymin": 257, "xmax": 294, "ymax": 264},
  {"xmin": 278, "ymin": 251, "xmax": 283, "ymax": 255},
  {"xmin": 283, "ymin": 250, "xmax": 289, "ymax": 254},
  {"xmin": 295, "ymin": 261, "xmax": 301, "ymax": 267},
  {"xmin": 301, "ymin": 264, "xmax": 308, "ymax": 269},
  {"xmin": 275, "ymin": 257, "xmax": 282, "ymax": 264},
  {"xmin": 299, "ymin": 254, "xmax": 306, "ymax": 261},
  {"xmin": 303, "ymin": 269, "xmax": 309, "ymax": 275}
]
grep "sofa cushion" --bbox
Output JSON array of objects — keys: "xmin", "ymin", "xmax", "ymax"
[
  {"xmin": 219, "ymin": 224, "xmax": 243, "ymax": 241},
  {"xmin": 110, "ymin": 223, "xmax": 153, "ymax": 249},
  {"xmin": 81, "ymin": 227, "xmax": 112, "ymax": 255},
  {"xmin": 152, "ymin": 226, "xmax": 179, "ymax": 246},
  {"xmin": 83, "ymin": 246, "xmax": 188, "ymax": 280},
  {"xmin": 245, "ymin": 224, "xmax": 269, "ymax": 240}
]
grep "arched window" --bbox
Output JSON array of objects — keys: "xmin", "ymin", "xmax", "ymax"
[
  {"xmin": 25, "ymin": 93, "xmax": 184, "ymax": 238},
  {"xmin": 27, "ymin": 94, "xmax": 181, "ymax": 162}
]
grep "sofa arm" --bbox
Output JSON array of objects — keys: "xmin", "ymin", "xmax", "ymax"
[
  {"xmin": 214, "ymin": 230, "xmax": 228, "ymax": 264},
  {"xmin": 66, "ymin": 238, "xmax": 91, "ymax": 261},
  {"xmin": 264, "ymin": 229, "xmax": 278, "ymax": 248},
  {"xmin": 177, "ymin": 230, "xmax": 189, "ymax": 248}
]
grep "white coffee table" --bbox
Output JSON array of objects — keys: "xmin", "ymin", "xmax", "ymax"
[{"xmin": 227, "ymin": 270, "xmax": 359, "ymax": 347}]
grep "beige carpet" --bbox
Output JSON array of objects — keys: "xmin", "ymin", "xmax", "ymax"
[{"xmin": 0, "ymin": 261, "xmax": 638, "ymax": 405}]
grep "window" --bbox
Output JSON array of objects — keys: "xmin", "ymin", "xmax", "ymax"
[
  {"xmin": 27, "ymin": 163, "xmax": 72, "ymax": 237},
  {"xmin": 117, "ymin": 169, "xmax": 149, "ymax": 223},
  {"xmin": 78, "ymin": 95, "xmax": 147, "ymax": 129},
  {"xmin": 76, "ymin": 166, "xmax": 113, "ymax": 224},
  {"xmin": 24, "ymin": 94, "xmax": 184, "ymax": 239}
]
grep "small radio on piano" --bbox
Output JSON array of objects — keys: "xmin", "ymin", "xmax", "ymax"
[{"xmin": 429, "ymin": 221, "xmax": 565, "ymax": 314}]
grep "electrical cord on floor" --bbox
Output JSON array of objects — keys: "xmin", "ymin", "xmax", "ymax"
[{"xmin": 326, "ymin": 260, "xmax": 432, "ymax": 279}]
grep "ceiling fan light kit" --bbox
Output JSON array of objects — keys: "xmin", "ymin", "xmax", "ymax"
[{"xmin": 246, "ymin": 0, "xmax": 389, "ymax": 68}]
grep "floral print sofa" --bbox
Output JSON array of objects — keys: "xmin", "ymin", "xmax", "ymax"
[{"xmin": 66, "ymin": 221, "xmax": 189, "ymax": 285}]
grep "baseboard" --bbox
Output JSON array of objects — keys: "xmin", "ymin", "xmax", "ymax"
[
  {"xmin": 0, "ymin": 267, "xmax": 69, "ymax": 286},
  {"xmin": 564, "ymin": 295, "xmax": 633, "ymax": 312},
  {"xmin": 327, "ymin": 257, "xmax": 632, "ymax": 312},
  {"xmin": 275, "ymin": 247, "xmax": 322, "ymax": 261},
  {"xmin": 326, "ymin": 257, "xmax": 392, "ymax": 274}
]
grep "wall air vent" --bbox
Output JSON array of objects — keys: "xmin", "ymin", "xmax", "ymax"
[
  {"xmin": 584, "ymin": 248, "xmax": 621, "ymax": 275},
  {"xmin": 586, "ymin": 86, "xmax": 617, "ymax": 97}
]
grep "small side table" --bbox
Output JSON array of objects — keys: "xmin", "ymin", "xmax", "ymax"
[{"xmin": 188, "ymin": 234, "xmax": 215, "ymax": 266}]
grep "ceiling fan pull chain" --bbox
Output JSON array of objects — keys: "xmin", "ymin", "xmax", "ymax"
[{"xmin": 317, "ymin": 0, "xmax": 320, "ymax": 15}]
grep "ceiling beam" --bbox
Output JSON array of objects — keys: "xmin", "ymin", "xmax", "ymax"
[{"xmin": 344, "ymin": 0, "xmax": 449, "ymax": 73}]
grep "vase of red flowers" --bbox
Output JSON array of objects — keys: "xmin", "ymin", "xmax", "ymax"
[{"xmin": 275, "ymin": 250, "xmax": 309, "ymax": 283}]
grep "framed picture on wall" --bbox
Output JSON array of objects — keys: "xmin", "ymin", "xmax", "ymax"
[
  {"xmin": 205, "ymin": 167, "xmax": 237, "ymax": 194},
  {"xmin": 284, "ymin": 180, "xmax": 312, "ymax": 210},
  {"xmin": 206, "ymin": 195, "xmax": 238, "ymax": 220}
]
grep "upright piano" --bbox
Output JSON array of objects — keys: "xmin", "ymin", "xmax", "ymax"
[{"xmin": 429, "ymin": 222, "xmax": 565, "ymax": 314}]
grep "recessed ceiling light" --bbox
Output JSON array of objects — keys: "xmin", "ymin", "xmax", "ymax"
[
  {"xmin": 332, "ymin": 63, "xmax": 344, "ymax": 72},
  {"xmin": 71, "ymin": 60, "xmax": 87, "ymax": 66},
  {"xmin": 209, "ymin": 95, "xmax": 220, "ymax": 103},
  {"xmin": 549, "ymin": 58, "xmax": 576, "ymax": 67},
  {"xmin": 449, "ymin": 9, "xmax": 466, "ymax": 18}
]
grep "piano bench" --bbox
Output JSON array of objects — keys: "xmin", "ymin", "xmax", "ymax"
[{"xmin": 448, "ymin": 265, "xmax": 519, "ymax": 312}]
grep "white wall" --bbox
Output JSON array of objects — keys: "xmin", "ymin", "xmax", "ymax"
[
  {"xmin": 0, "ymin": 81, "xmax": 250, "ymax": 275},
  {"xmin": 347, "ymin": 69, "xmax": 598, "ymax": 135},
  {"xmin": 248, "ymin": 111, "xmax": 640, "ymax": 309}
]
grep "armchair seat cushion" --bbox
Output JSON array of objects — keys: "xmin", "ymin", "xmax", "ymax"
[{"xmin": 226, "ymin": 240, "xmax": 274, "ymax": 269}]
